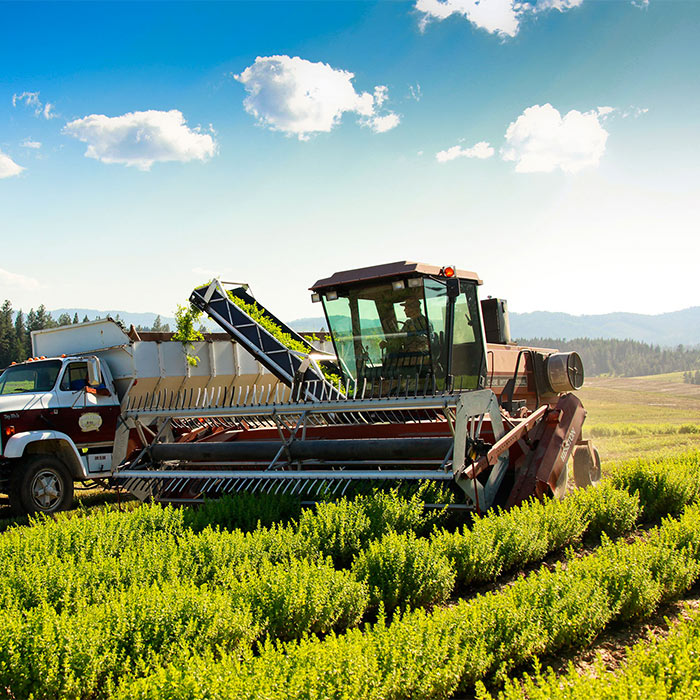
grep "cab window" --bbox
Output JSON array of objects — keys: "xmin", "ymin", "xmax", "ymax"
[{"xmin": 60, "ymin": 362, "xmax": 89, "ymax": 392}]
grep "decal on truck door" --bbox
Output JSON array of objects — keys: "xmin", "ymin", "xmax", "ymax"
[{"xmin": 78, "ymin": 412, "xmax": 103, "ymax": 432}]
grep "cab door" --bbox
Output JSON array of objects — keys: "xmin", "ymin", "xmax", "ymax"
[{"xmin": 53, "ymin": 361, "xmax": 121, "ymax": 448}]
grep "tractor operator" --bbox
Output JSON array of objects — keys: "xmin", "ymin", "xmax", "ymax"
[{"xmin": 400, "ymin": 297, "xmax": 430, "ymax": 353}]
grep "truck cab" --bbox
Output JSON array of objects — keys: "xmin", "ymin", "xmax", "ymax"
[{"xmin": 0, "ymin": 355, "xmax": 120, "ymax": 514}]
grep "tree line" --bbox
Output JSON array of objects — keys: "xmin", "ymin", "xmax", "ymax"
[
  {"xmin": 0, "ymin": 300, "xmax": 171, "ymax": 369},
  {"xmin": 517, "ymin": 337, "xmax": 700, "ymax": 377},
  {"xmin": 684, "ymin": 370, "xmax": 700, "ymax": 385}
]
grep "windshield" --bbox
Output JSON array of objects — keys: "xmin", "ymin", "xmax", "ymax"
[
  {"xmin": 0, "ymin": 360, "xmax": 62, "ymax": 395},
  {"xmin": 322, "ymin": 277, "xmax": 485, "ymax": 392},
  {"xmin": 322, "ymin": 280, "xmax": 440, "ymax": 387}
]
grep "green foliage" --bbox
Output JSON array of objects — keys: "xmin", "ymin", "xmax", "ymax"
[
  {"xmin": 227, "ymin": 291, "xmax": 344, "ymax": 389},
  {"xmin": 431, "ymin": 484, "xmax": 639, "ymax": 590},
  {"xmin": 572, "ymin": 480, "xmax": 640, "ymax": 540},
  {"xmin": 227, "ymin": 292, "xmax": 309, "ymax": 353},
  {"xmin": 172, "ymin": 303, "xmax": 204, "ymax": 366},
  {"xmin": 182, "ymin": 492, "xmax": 301, "ymax": 533},
  {"xmin": 117, "ymin": 502, "xmax": 700, "ymax": 700},
  {"xmin": 517, "ymin": 336, "xmax": 700, "ymax": 377},
  {"xmin": 352, "ymin": 530, "xmax": 455, "ymax": 612},
  {"xmin": 611, "ymin": 450, "xmax": 700, "ymax": 520},
  {"xmin": 7, "ymin": 453, "xmax": 700, "ymax": 700},
  {"xmin": 225, "ymin": 558, "xmax": 368, "ymax": 640},
  {"xmin": 590, "ymin": 422, "xmax": 700, "ymax": 437},
  {"xmin": 297, "ymin": 497, "xmax": 372, "ymax": 568}
]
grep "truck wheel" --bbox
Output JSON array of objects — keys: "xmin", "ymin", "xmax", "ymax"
[{"xmin": 10, "ymin": 456, "xmax": 74, "ymax": 515}]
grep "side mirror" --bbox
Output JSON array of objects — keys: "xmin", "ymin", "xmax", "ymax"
[{"xmin": 87, "ymin": 357, "xmax": 101, "ymax": 387}]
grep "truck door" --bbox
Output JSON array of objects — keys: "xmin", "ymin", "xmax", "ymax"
[{"xmin": 53, "ymin": 360, "xmax": 121, "ymax": 453}]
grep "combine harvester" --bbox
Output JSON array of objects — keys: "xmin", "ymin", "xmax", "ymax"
[
  {"xmin": 0, "ymin": 261, "xmax": 599, "ymax": 514},
  {"xmin": 113, "ymin": 261, "xmax": 600, "ymax": 512}
]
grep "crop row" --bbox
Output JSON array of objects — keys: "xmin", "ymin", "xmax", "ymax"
[
  {"xmin": 0, "ymin": 451, "xmax": 696, "ymax": 699},
  {"xmin": 117, "ymin": 499, "xmax": 700, "ymax": 699},
  {"xmin": 482, "ymin": 608, "xmax": 700, "ymax": 699},
  {"xmin": 589, "ymin": 422, "xmax": 700, "ymax": 437}
]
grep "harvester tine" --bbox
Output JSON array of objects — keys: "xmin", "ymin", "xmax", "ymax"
[{"xmin": 244, "ymin": 386, "xmax": 250, "ymax": 405}]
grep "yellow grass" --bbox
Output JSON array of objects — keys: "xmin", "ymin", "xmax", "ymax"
[{"xmin": 580, "ymin": 374, "xmax": 700, "ymax": 463}]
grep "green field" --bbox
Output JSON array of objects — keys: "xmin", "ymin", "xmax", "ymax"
[
  {"xmin": 580, "ymin": 372, "xmax": 700, "ymax": 463},
  {"xmin": 1, "ymin": 375, "xmax": 700, "ymax": 699}
]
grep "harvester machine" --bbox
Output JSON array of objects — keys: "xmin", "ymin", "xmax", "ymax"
[{"xmin": 113, "ymin": 262, "xmax": 600, "ymax": 511}]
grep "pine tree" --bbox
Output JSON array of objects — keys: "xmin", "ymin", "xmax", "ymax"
[
  {"xmin": 73, "ymin": 313, "xmax": 79, "ymax": 324},
  {"xmin": 82, "ymin": 315, "xmax": 90, "ymax": 323},
  {"xmin": 0, "ymin": 300, "xmax": 17, "ymax": 368},
  {"xmin": 57, "ymin": 313, "xmax": 72, "ymax": 327},
  {"xmin": 151, "ymin": 315, "xmax": 164, "ymax": 332},
  {"xmin": 14, "ymin": 310, "xmax": 28, "ymax": 360},
  {"xmin": 34, "ymin": 305, "xmax": 57, "ymax": 330}
]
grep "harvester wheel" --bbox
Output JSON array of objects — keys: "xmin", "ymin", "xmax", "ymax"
[
  {"xmin": 9, "ymin": 455, "xmax": 74, "ymax": 515},
  {"xmin": 573, "ymin": 441, "xmax": 601, "ymax": 488}
]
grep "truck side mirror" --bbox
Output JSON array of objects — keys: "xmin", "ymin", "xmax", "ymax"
[{"xmin": 87, "ymin": 357, "xmax": 101, "ymax": 387}]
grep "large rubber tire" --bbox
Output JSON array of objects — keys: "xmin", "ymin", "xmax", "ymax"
[
  {"xmin": 573, "ymin": 443, "xmax": 602, "ymax": 488},
  {"xmin": 9, "ymin": 455, "xmax": 74, "ymax": 515}
]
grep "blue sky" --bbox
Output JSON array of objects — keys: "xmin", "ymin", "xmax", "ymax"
[{"xmin": 1, "ymin": 0, "xmax": 698, "ymax": 322}]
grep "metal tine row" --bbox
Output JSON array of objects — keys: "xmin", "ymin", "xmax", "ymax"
[
  {"xmin": 143, "ymin": 475, "xmax": 369, "ymax": 501},
  {"xmin": 125, "ymin": 369, "xmax": 469, "ymax": 416}
]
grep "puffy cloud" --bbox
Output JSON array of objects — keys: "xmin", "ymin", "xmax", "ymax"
[
  {"xmin": 501, "ymin": 103, "xmax": 608, "ymax": 173},
  {"xmin": 415, "ymin": 0, "xmax": 583, "ymax": 38},
  {"xmin": 0, "ymin": 151, "xmax": 24, "ymax": 179},
  {"xmin": 235, "ymin": 55, "xmax": 399, "ymax": 140},
  {"xmin": 436, "ymin": 141, "xmax": 494, "ymax": 162},
  {"xmin": 0, "ymin": 267, "xmax": 39, "ymax": 290},
  {"xmin": 12, "ymin": 91, "xmax": 57, "ymax": 119},
  {"xmin": 63, "ymin": 109, "xmax": 217, "ymax": 170},
  {"xmin": 501, "ymin": 104, "xmax": 608, "ymax": 173},
  {"xmin": 365, "ymin": 113, "xmax": 401, "ymax": 133}
]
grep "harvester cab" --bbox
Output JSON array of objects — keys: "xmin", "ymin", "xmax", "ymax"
[
  {"xmin": 311, "ymin": 262, "xmax": 486, "ymax": 395},
  {"xmin": 111, "ymin": 261, "xmax": 600, "ymax": 513}
]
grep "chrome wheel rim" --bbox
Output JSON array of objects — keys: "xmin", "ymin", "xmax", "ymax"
[{"xmin": 30, "ymin": 469, "xmax": 63, "ymax": 511}]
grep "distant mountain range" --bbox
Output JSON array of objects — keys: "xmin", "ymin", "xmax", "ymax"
[
  {"xmin": 288, "ymin": 307, "xmax": 700, "ymax": 347},
  {"xmin": 50, "ymin": 306, "xmax": 700, "ymax": 347}
]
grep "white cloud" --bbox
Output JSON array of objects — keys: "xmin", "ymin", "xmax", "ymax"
[
  {"xmin": 501, "ymin": 103, "xmax": 608, "ymax": 173},
  {"xmin": 0, "ymin": 151, "xmax": 24, "ymax": 179},
  {"xmin": 63, "ymin": 109, "xmax": 217, "ymax": 170},
  {"xmin": 365, "ymin": 113, "xmax": 401, "ymax": 134},
  {"xmin": 21, "ymin": 139, "xmax": 42, "ymax": 149},
  {"xmin": 12, "ymin": 91, "xmax": 57, "ymax": 119},
  {"xmin": 12, "ymin": 91, "xmax": 41, "ymax": 109},
  {"xmin": 622, "ymin": 106, "xmax": 649, "ymax": 118},
  {"xmin": 415, "ymin": 0, "xmax": 584, "ymax": 38},
  {"xmin": 408, "ymin": 84, "xmax": 422, "ymax": 102},
  {"xmin": 436, "ymin": 141, "xmax": 495, "ymax": 162},
  {"xmin": 0, "ymin": 268, "xmax": 39, "ymax": 290},
  {"xmin": 235, "ymin": 55, "xmax": 399, "ymax": 140}
]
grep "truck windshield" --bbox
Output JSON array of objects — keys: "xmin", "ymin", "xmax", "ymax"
[{"xmin": 0, "ymin": 360, "xmax": 62, "ymax": 395}]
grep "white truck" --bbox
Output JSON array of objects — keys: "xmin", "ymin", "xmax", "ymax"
[{"xmin": 0, "ymin": 319, "xmax": 292, "ymax": 514}]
